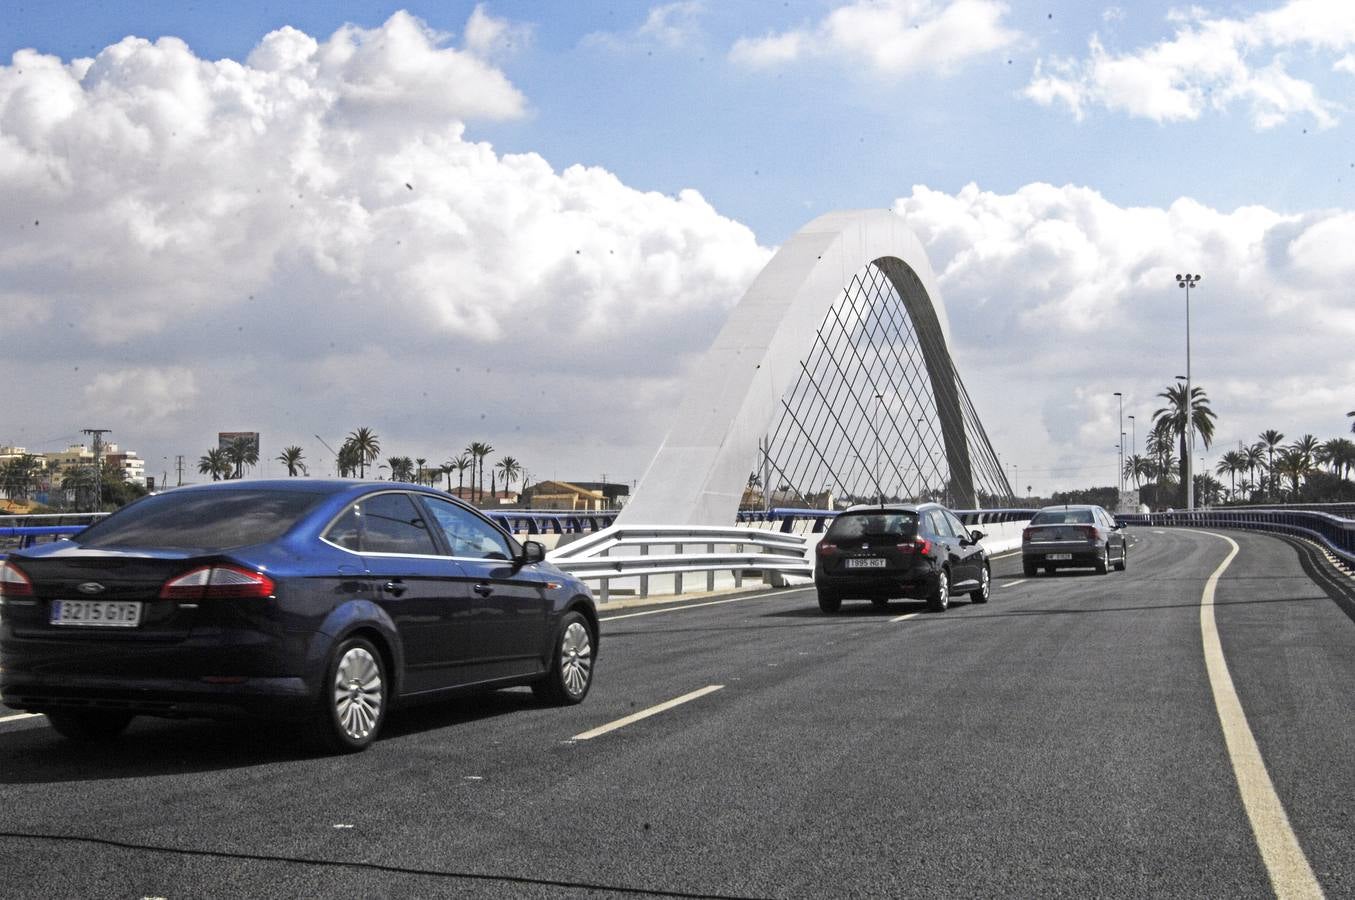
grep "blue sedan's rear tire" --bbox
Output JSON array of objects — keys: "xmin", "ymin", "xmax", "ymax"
[
  {"xmin": 1114, "ymin": 544, "xmax": 1127, "ymax": 571},
  {"xmin": 313, "ymin": 636, "xmax": 387, "ymax": 754}
]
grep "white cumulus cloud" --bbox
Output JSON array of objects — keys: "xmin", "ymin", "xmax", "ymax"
[
  {"xmin": 894, "ymin": 182, "xmax": 1355, "ymax": 487},
  {"xmin": 730, "ymin": 0, "xmax": 1020, "ymax": 76},
  {"xmin": 1026, "ymin": 0, "xmax": 1353, "ymax": 128},
  {"xmin": 0, "ymin": 11, "xmax": 770, "ymax": 479}
]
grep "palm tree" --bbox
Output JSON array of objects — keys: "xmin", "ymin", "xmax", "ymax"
[
  {"xmin": 1274, "ymin": 448, "xmax": 1309, "ymax": 499},
  {"xmin": 197, "ymin": 448, "xmax": 232, "ymax": 482},
  {"xmin": 447, "ymin": 454, "xmax": 473, "ymax": 496},
  {"xmin": 1153, "ymin": 382, "xmax": 1218, "ymax": 501},
  {"xmin": 1215, "ymin": 451, "xmax": 1244, "ymax": 502},
  {"xmin": 277, "ymin": 446, "xmax": 307, "ymax": 477},
  {"xmin": 1243, "ymin": 443, "xmax": 1265, "ymax": 499},
  {"xmin": 415, "ymin": 457, "xmax": 427, "ymax": 485},
  {"xmin": 466, "ymin": 442, "xmax": 493, "ymax": 502},
  {"xmin": 1258, "ymin": 429, "xmax": 1285, "ymax": 499},
  {"xmin": 337, "ymin": 441, "xmax": 362, "ymax": 478},
  {"xmin": 495, "ymin": 456, "xmax": 522, "ymax": 494},
  {"xmin": 347, "ymin": 427, "xmax": 381, "ymax": 478},
  {"xmin": 225, "ymin": 436, "xmax": 259, "ymax": 479},
  {"xmin": 1348, "ymin": 410, "xmax": 1355, "ymax": 434}
]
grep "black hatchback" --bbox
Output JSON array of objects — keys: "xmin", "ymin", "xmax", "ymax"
[
  {"xmin": 0, "ymin": 480, "xmax": 598, "ymax": 752},
  {"xmin": 813, "ymin": 503, "xmax": 991, "ymax": 613}
]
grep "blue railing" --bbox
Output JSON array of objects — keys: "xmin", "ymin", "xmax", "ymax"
[{"xmin": 1117, "ymin": 508, "xmax": 1355, "ymax": 566}]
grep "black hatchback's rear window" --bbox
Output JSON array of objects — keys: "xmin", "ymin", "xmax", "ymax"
[
  {"xmin": 75, "ymin": 489, "xmax": 326, "ymax": 551},
  {"xmin": 826, "ymin": 512, "xmax": 918, "ymax": 541}
]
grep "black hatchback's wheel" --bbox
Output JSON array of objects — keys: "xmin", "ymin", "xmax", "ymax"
[
  {"xmin": 817, "ymin": 590, "xmax": 842, "ymax": 614},
  {"xmin": 533, "ymin": 611, "xmax": 595, "ymax": 705},
  {"xmin": 970, "ymin": 564, "xmax": 991, "ymax": 603},
  {"xmin": 1095, "ymin": 546, "xmax": 1110, "ymax": 575},
  {"xmin": 1022, "ymin": 558, "xmax": 1038, "ymax": 577},
  {"xmin": 315, "ymin": 636, "xmax": 387, "ymax": 753},
  {"xmin": 927, "ymin": 569, "xmax": 950, "ymax": 612},
  {"xmin": 45, "ymin": 710, "xmax": 133, "ymax": 742}
]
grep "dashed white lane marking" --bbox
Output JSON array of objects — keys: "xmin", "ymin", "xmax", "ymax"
[
  {"xmin": 889, "ymin": 611, "xmax": 921, "ymax": 623},
  {"xmin": 1153, "ymin": 530, "xmax": 1166, "ymax": 534},
  {"xmin": 1006, "ymin": 579, "xmax": 1027, "ymax": 588},
  {"xmin": 599, "ymin": 587, "xmax": 804, "ymax": 622},
  {"xmin": 0, "ymin": 712, "xmax": 42, "ymax": 725},
  {"xmin": 1192, "ymin": 530, "xmax": 1324, "ymax": 900},
  {"xmin": 573, "ymin": 685, "xmax": 724, "ymax": 741}
]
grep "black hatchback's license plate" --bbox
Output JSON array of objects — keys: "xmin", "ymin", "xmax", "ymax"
[
  {"xmin": 846, "ymin": 558, "xmax": 886, "ymax": 568},
  {"xmin": 51, "ymin": 599, "xmax": 143, "ymax": 627}
]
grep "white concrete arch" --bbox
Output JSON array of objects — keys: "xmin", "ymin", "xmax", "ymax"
[{"xmin": 618, "ymin": 209, "xmax": 966, "ymax": 527}]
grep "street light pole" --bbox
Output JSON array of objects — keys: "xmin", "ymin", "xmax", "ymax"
[
  {"xmin": 1175, "ymin": 273, "xmax": 1201, "ymax": 510},
  {"xmin": 1113, "ymin": 392, "xmax": 1123, "ymax": 495}
]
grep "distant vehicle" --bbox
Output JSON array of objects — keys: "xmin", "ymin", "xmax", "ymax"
[
  {"xmin": 0, "ymin": 480, "xmax": 597, "ymax": 753},
  {"xmin": 1021, "ymin": 504, "xmax": 1127, "ymax": 576},
  {"xmin": 813, "ymin": 503, "xmax": 990, "ymax": 614}
]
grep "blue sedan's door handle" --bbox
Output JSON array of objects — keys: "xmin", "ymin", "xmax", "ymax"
[
  {"xmin": 382, "ymin": 579, "xmax": 407, "ymax": 597},
  {"xmin": 472, "ymin": 583, "xmax": 494, "ymax": 597}
]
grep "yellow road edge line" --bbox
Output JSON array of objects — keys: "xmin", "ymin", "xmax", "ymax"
[
  {"xmin": 572, "ymin": 685, "xmax": 725, "ymax": 741},
  {"xmin": 0, "ymin": 712, "xmax": 43, "ymax": 724},
  {"xmin": 1192, "ymin": 530, "xmax": 1325, "ymax": 900}
]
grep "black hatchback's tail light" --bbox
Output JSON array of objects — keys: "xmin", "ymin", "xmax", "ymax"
[
  {"xmin": 896, "ymin": 538, "xmax": 933, "ymax": 556},
  {"xmin": 817, "ymin": 542, "xmax": 838, "ymax": 556}
]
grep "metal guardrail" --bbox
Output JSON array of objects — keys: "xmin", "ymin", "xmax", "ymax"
[
  {"xmin": 1118, "ymin": 508, "xmax": 1355, "ymax": 567},
  {"xmin": 484, "ymin": 510, "xmax": 618, "ymax": 535},
  {"xmin": 547, "ymin": 524, "xmax": 812, "ymax": 603},
  {"xmin": 736, "ymin": 506, "xmax": 1041, "ymax": 533},
  {"xmin": 0, "ymin": 513, "xmax": 107, "ymax": 555}
]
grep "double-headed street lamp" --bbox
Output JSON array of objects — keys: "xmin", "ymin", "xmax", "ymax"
[{"xmin": 1175, "ymin": 273, "xmax": 1201, "ymax": 510}]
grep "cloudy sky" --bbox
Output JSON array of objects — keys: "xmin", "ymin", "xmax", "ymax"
[{"xmin": 1, "ymin": 0, "xmax": 1352, "ymax": 495}]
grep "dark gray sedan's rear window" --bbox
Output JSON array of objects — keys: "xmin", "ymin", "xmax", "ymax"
[
  {"xmin": 826, "ymin": 512, "xmax": 918, "ymax": 540},
  {"xmin": 1031, "ymin": 509, "xmax": 1094, "ymax": 525},
  {"xmin": 76, "ymin": 489, "xmax": 325, "ymax": 551}
]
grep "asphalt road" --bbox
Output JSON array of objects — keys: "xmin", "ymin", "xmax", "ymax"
[{"xmin": 1, "ymin": 528, "xmax": 1353, "ymax": 899}]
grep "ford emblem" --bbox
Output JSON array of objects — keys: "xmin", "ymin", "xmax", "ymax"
[{"xmin": 76, "ymin": 582, "xmax": 106, "ymax": 595}]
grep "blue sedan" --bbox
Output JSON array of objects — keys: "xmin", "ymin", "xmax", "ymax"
[{"xmin": 0, "ymin": 480, "xmax": 598, "ymax": 752}]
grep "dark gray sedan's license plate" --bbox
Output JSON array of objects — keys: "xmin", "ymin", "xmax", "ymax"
[{"xmin": 51, "ymin": 599, "xmax": 143, "ymax": 627}]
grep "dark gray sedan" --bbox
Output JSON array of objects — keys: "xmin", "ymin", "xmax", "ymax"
[{"xmin": 1021, "ymin": 504, "xmax": 1127, "ymax": 576}]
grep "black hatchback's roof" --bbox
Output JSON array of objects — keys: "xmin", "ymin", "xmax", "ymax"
[{"xmin": 840, "ymin": 502, "xmax": 944, "ymax": 515}]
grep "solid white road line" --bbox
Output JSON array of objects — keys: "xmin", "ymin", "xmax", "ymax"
[
  {"xmin": 599, "ymin": 588, "xmax": 805, "ymax": 622},
  {"xmin": 573, "ymin": 685, "xmax": 724, "ymax": 741},
  {"xmin": 1194, "ymin": 531, "xmax": 1324, "ymax": 900},
  {"xmin": 889, "ymin": 611, "xmax": 920, "ymax": 623},
  {"xmin": 0, "ymin": 712, "xmax": 42, "ymax": 725}
]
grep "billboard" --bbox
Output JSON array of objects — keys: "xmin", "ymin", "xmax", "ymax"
[{"xmin": 218, "ymin": 432, "xmax": 260, "ymax": 454}]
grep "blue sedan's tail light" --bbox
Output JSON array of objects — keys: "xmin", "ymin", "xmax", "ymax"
[
  {"xmin": 0, "ymin": 561, "xmax": 34, "ymax": 598},
  {"xmin": 160, "ymin": 565, "xmax": 275, "ymax": 601}
]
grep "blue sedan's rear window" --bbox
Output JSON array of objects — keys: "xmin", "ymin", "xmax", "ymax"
[{"xmin": 75, "ymin": 489, "xmax": 326, "ymax": 551}]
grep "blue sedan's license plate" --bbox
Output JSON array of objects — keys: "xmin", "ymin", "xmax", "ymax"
[
  {"xmin": 51, "ymin": 599, "xmax": 143, "ymax": 627},
  {"xmin": 846, "ymin": 558, "xmax": 886, "ymax": 568}
]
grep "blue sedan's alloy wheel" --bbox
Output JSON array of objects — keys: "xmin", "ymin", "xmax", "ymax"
[
  {"xmin": 317, "ymin": 636, "xmax": 387, "ymax": 753},
  {"xmin": 533, "ymin": 611, "xmax": 594, "ymax": 705}
]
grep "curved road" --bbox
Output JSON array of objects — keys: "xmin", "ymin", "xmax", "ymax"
[{"xmin": 1, "ymin": 528, "xmax": 1352, "ymax": 898}]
